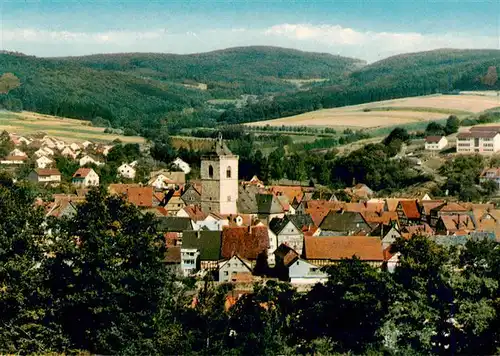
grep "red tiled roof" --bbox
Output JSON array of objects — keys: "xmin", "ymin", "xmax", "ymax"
[
  {"xmin": 303, "ymin": 236, "xmax": 384, "ymax": 261},
  {"xmin": 425, "ymin": 136, "xmax": 444, "ymax": 143},
  {"xmin": 165, "ymin": 246, "xmax": 181, "ymax": 263},
  {"xmin": 457, "ymin": 131, "xmax": 499, "ymax": 139},
  {"xmin": 165, "ymin": 232, "xmax": 180, "ymax": 247},
  {"xmin": 480, "ymin": 168, "xmax": 500, "ymax": 178},
  {"xmin": 72, "ymin": 168, "xmax": 92, "ymax": 178},
  {"xmin": 221, "ymin": 225, "xmax": 269, "ymax": 260},
  {"xmin": 268, "ymin": 185, "xmax": 304, "ymax": 202},
  {"xmin": 434, "ymin": 202, "xmax": 467, "ymax": 212},
  {"xmin": 109, "ymin": 184, "xmax": 154, "ymax": 207},
  {"xmin": 399, "ymin": 200, "xmax": 421, "ymax": 219},
  {"xmin": 3, "ymin": 155, "xmax": 27, "ymax": 161},
  {"xmin": 35, "ymin": 168, "xmax": 61, "ymax": 176},
  {"xmin": 183, "ymin": 205, "xmax": 207, "ymax": 221}
]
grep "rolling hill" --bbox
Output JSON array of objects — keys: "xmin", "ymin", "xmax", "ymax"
[
  {"xmin": 0, "ymin": 47, "xmax": 364, "ymax": 135},
  {"xmin": 1, "ymin": 47, "xmax": 499, "ymax": 134},
  {"xmin": 59, "ymin": 46, "xmax": 365, "ymax": 97},
  {"xmin": 220, "ymin": 49, "xmax": 500, "ymax": 125}
]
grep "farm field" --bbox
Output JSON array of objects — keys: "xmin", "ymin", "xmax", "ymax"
[
  {"xmin": 0, "ymin": 111, "xmax": 145, "ymax": 144},
  {"xmin": 247, "ymin": 94, "xmax": 500, "ymax": 129}
]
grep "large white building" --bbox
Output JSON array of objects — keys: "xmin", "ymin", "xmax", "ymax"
[
  {"xmin": 200, "ymin": 135, "xmax": 239, "ymax": 215},
  {"xmin": 456, "ymin": 126, "xmax": 500, "ymax": 154}
]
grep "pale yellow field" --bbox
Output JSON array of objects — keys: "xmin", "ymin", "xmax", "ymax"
[
  {"xmin": 0, "ymin": 111, "xmax": 145, "ymax": 144},
  {"xmin": 248, "ymin": 94, "xmax": 500, "ymax": 128}
]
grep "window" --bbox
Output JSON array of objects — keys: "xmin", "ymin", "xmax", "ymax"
[
  {"xmin": 228, "ymin": 196, "xmax": 231, "ymax": 202},
  {"xmin": 208, "ymin": 165, "xmax": 214, "ymax": 178},
  {"xmin": 226, "ymin": 166, "xmax": 232, "ymax": 178},
  {"xmin": 224, "ymin": 271, "xmax": 228, "ymax": 276}
]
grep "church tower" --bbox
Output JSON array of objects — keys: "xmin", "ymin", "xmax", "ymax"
[{"xmin": 200, "ymin": 134, "xmax": 239, "ymax": 215}]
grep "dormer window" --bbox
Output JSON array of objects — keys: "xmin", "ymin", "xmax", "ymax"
[
  {"xmin": 226, "ymin": 166, "xmax": 231, "ymax": 178},
  {"xmin": 209, "ymin": 165, "xmax": 214, "ymax": 178}
]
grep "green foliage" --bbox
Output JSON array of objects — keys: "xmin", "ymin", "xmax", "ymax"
[
  {"xmin": 426, "ymin": 121, "xmax": 446, "ymax": 136},
  {"xmin": 440, "ymin": 155, "xmax": 487, "ymax": 201},
  {"xmin": 445, "ymin": 115, "xmax": 460, "ymax": 134},
  {"xmin": 0, "ymin": 72, "xmax": 21, "ymax": 93},
  {"xmin": 0, "ymin": 130, "xmax": 14, "ymax": 157}
]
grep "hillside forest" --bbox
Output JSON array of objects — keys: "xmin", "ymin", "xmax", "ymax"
[{"xmin": 0, "ymin": 47, "xmax": 499, "ymax": 138}]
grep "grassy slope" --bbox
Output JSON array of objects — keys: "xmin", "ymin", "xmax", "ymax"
[{"xmin": 0, "ymin": 111, "xmax": 144, "ymax": 143}]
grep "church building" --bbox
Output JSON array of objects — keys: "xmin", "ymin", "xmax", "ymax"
[{"xmin": 200, "ymin": 134, "xmax": 239, "ymax": 215}]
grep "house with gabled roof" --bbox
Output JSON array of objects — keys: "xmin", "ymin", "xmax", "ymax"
[
  {"xmin": 429, "ymin": 202, "xmax": 467, "ymax": 227},
  {"xmin": 221, "ymin": 226, "xmax": 269, "ymax": 264},
  {"xmin": 61, "ymin": 146, "xmax": 77, "ymax": 159},
  {"xmin": 303, "ymin": 236, "xmax": 385, "ymax": 267},
  {"xmin": 256, "ymin": 193, "xmax": 285, "ymax": 223},
  {"xmin": 72, "ymin": 168, "xmax": 99, "ymax": 187},
  {"xmin": 36, "ymin": 155, "xmax": 54, "ymax": 169},
  {"xmin": 181, "ymin": 230, "xmax": 222, "ymax": 275},
  {"xmin": 436, "ymin": 215, "xmax": 475, "ymax": 235},
  {"xmin": 79, "ymin": 154, "xmax": 104, "ymax": 167},
  {"xmin": 420, "ymin": 200, "xmax": 445, "ymax": 225},
  {"xmin": 0, "ymin": 155, "xmax": 27, "ymax": 165},
  {"xmin": 396, "ymin": 200, "xmax": 421, "ymax": 225},
  {"xmin": 108, "ymin": 184, "xmax": 154, "ymax": 207},
  {"xmin": 117, "ymin": 163, "xmax": 136, "ymax": 180},
  {"xmin": 269, "ymin": 214, "xmax": 315, "ymax": 255},
  {"xmin": 319, "ymin": 210, "xmax": 371, "ymax": 236},
  {"xmin": 425, "ymin": 136, "xmax": 448, "ymax": 151},
  {"xmin": 28, "ymin": 169, "xmax": 62, "ymax": 185},
  {"xmin": 181, "ymin": 184, "xmax": 201, "ymax": 205},
  {"xmin": 9, "ymin": 148, "xmax": 27, "ymax": 157},
  {"xmin": 218, "ymin": 255, "xmax": 253, "ymax": 282},
  {"xmin": 177, "ymin": 204, "xmax": 207, "ymax": 222},
  {"xmin": 369, "ymin": 223, "xmax": 402, "ymax": 249}
]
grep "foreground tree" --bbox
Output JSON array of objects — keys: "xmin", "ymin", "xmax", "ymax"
[{"xmin": 43, "ymin": 188, "xmax": 169, "ymax": 353}]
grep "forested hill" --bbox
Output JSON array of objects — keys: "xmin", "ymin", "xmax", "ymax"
[
  {"xmin": 58, "ymin": 46, "xmax": 365, "ymax": 97},
  {"xmin": 219, "ymin": 49, "xmax": 500, "ymax": 124},
  {"xmin": 0, "ymin": 47, "xmax": 363, "ymax": 133}
]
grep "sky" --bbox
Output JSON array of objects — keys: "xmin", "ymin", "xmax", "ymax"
[{"xmin": 0, "ymin": 0, "xmax": 499, "ymax": 62}]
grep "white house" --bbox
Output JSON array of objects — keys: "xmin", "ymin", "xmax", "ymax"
[
  {"xmin": 79, "ymin": 155, "xmax": 104, "ymax": 167},
  {"xmin": 288, "ymin": 258, "xmax": 328, "ymax": 285},
  {"xmin": 425, "ymin": 136, "xmax": 448, "ymax": 151},
  {"xmin": 172, "ymin": 157, "xmax": 191, "ymax": 174},
  {"xmin": 34, "ymin": 148, "xmax": 47, "ymax": 158},
  {"xmin": 0, "ymin": 156, "xmax": 27, "ymax": 165},
  {"xmin": 9, "ymin": 148, "xmax": 27, "ymax": 157},
  {"xmin": 42, "ymin": 137, "xmax": 56, "ymax": 149},
  {"xmin": 69, "ymin": 142, "xmax": 81, "ymax": 152},
  {"xmin": 72, "ymin": 168, "xmax": 99, "ymax": 187},
  {"xmin": 28, "ymin": 169, "xmax": 61, "ymax": 185},
  {"xmin": 55, "ymin": 140, "xmax": 66, "ymax": 151},
  {"xmin": 36, "ymin": 156, "xmax": 54, "ymax": 169},
  {"xmin": 82, "ymin": 141, "xmax": 93, "ymax": 149},
  {"xmin": 480, "ymin": 167, "xmax": 500, "ymax": 190},
  {"xmin": 192, "ymin": 213, "xmax": 229, "ymax": 231},
  {"xmin": 457, "ymin": 127, "xmax": 500, "ymax": 154},
  {"xmin": 148, "ymin": 173, "xmax": 178, "ymax": 190},
  {"xmin": 218, "ymin": 255, "xmax": 253, "ymax": 282},
  {"xmin": 61, "ymin": 147, "xmax": 77, "ymax": 159},
  {"xmin": 117, "ymin": 163, "xmax": 136, "ymax": 180}
]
